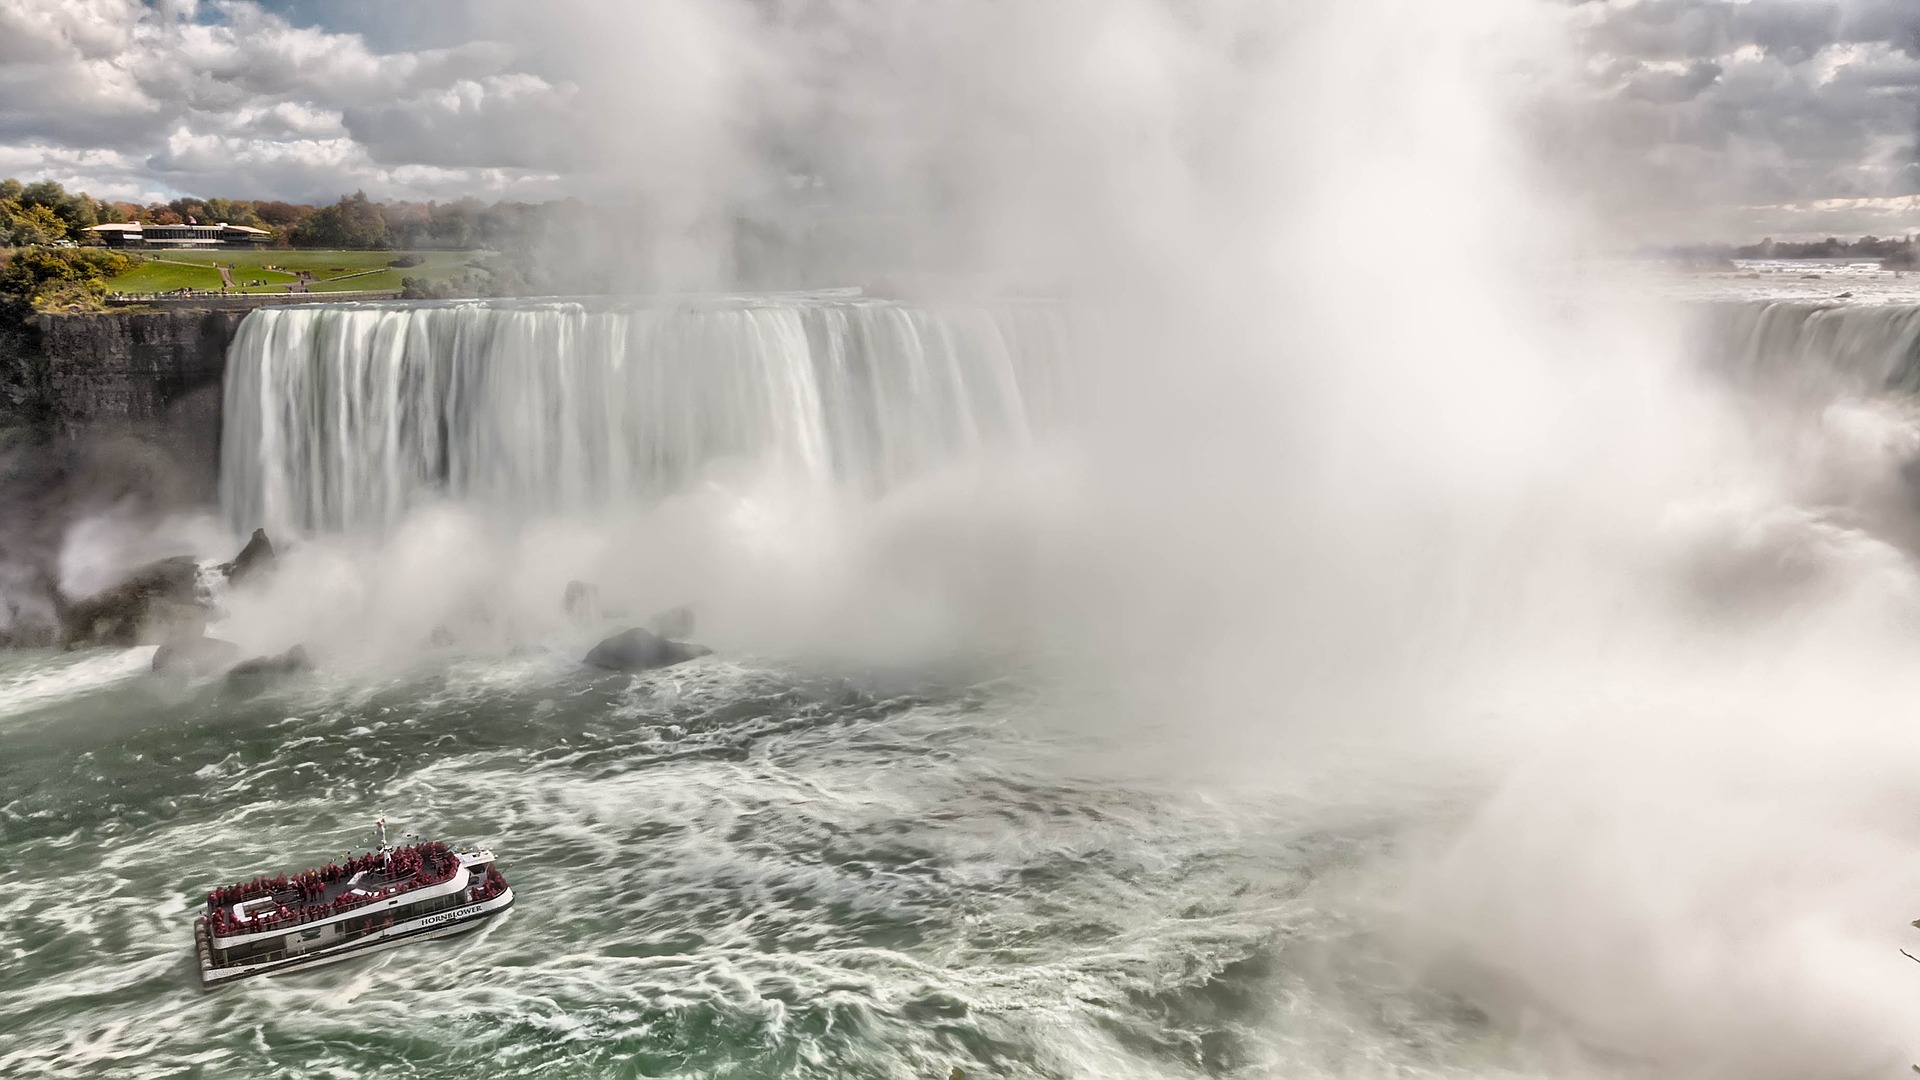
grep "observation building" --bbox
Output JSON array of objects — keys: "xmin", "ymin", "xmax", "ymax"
[{"xmin": 86, "ymin": 221, "xmax": 272, "ymax": 249}]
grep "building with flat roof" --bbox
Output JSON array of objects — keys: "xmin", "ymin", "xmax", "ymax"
[{"xmin": 87, "ymin": 221, "xmax": 271, "ymax": 249}]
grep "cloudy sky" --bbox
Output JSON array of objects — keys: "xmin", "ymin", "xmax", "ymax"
[
  {"xmin": 0, "ymin": 0, "xmax": 578, "ymax": 205},
  {"xmin": 1, "ymin": 0, "xmax": 1918, "ymax": 240},
  {"xmin": 1564, "ymin": 0, "xmax": 1920, "ymax": 238}
]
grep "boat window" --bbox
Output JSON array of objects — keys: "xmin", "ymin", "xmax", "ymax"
[{"xmin": 222, "ymin": 939, "xmax": 282, "ymax": 963}]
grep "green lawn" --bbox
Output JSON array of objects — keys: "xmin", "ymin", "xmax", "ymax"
[{"xmin": 104, "ymin": 250, "xmax": 479, "ymax": 295}]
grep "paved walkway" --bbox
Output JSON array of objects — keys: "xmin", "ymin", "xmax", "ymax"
[{"xmin": 104, "ymin": 291, "xmax": 403, "ymax": 309}]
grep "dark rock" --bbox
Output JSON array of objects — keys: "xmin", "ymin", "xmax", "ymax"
[
  {"xmin": 583, "ymin": 627, "xmax": 711, "ymax": 673},
  {"xmin": 563, "ymin": 579, "xmax": 599, "ymax": 622},
  {"xmin": 224, "ymin": 528, "xmax": 275, "ymax": 586},
  {"xmin": 563, "ymin": 579, "xmax": 633, "ymax": 620},
  {"xmin": 226, "ymin": 644, "xmax": 313, "ymax": 682},
  {"xmin": 0, "ymin": 604, "xmax": 57, "ymax": 649},
  {"xmin": 50, "ymin": 556, "xmax": 204, "ymax": 649},
  {"xmin": 152, "ymin": 635, "xmax": 242, "ymax": 676},
  {"xmin": 15, "ymin": 309, "xmax": 245, "ymax": 498},
  {"xmin": 0, "ymin": 429, "xmax": 207, "ymax": 639},
  {"xmin": 427, "ymin": 623, "xmax": 455, "ymax": 648},
  {"xmin": 650, "ymin": 605, "xmax": 696, "ymax": 640}
]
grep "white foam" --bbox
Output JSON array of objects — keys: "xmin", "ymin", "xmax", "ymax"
[{"xmin": 0, "ymin": 648, "xmax": 154, "ymax": 723}]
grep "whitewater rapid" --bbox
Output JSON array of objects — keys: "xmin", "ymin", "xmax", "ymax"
[{"xmin": 0, "ymin": 643, "xmax": 1491, "ymax": 1079}]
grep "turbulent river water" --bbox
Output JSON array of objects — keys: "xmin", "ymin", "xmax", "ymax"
[
  {"xmin": 10, "ymin": 286, "xmax": 1920, "ymax": 1079},
  {"xmin": 0, "ymin": 642, "xmax": 1482, "ymax": 1079}
]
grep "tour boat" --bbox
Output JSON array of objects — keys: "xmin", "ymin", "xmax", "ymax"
[{"xmin": 192, "ymin": 821, "xmax": 514, "ymax": 989}]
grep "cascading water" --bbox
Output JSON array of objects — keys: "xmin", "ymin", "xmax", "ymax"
[
  {"xmin": 1699, "ymin": 300, "xmax": 1920, "ymax": 400},
  {"xmin": 1682, "ymin": 300, "xmax": 1920, "ymax": 578},
  {"xmin": 219, "ymin": 294, "xmax": 1075, "ymax": 535}
]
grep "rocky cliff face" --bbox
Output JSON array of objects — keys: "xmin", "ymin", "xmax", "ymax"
[
  {"xmin": 0, "ymin": 306, "xmax": 246, "ymax": 641},
  {"xmin": 2, "ymin": 307, "xmax": 245, "ymax": 500},
  {"xmin": 39, "ymin": 308, "xmax": 243, "ymax": 439}
]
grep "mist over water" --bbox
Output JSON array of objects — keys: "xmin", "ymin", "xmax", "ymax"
[{"xmin": 14, "ymin": 0, "xmax": 1920, "ymax": 1077}]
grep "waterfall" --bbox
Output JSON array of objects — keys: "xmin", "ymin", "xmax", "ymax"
[
  {"xmin": 219, "ymin": 295, "xmax": 1074, "ymax": 534},
  {"xmin": 1698, "ymin": 300, "xmax": 1920, "ymax": 401}
]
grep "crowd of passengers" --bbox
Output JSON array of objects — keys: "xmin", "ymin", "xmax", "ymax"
[
  {"xmin": 204, "ymin": 842, "xmax": 459, "ymax": 936},
  {"xmin": 468, "ymin": 866, "xmax": 509, "ymax": 903}
]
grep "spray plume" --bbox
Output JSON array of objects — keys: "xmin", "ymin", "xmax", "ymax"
[{"xmin": 19, "ymin": 0, "xmax": 1920, "ymax": 1074}]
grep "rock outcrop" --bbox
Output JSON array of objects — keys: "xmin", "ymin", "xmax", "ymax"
[
  {"xmin": 49, "ymin": 556, "xmax": 204, "ymax": 648},
  {"xmin": 0, "ymin": 610, "xmax": 55, "ymax": 649},
  {"xmin": 225, "ymin": 644, "xmax": 313, "ymax": 683},
  {"xmin": 583, "ymin": 627, "xmax": 711, "ymax": 673},
  {"xmin": 11, "ymin": 308, "xmax": 247, "ymax": 499},
  {"xmin": 1, "ymin": 307, "xmax": 249, "ymax": 637},
  {"xmin": 562, "ymin": 580, "xmax": 640, "ymax": 621},
  {"xmin": 223, "ymin": 528, "xmax": 275, "ymax": 585}
]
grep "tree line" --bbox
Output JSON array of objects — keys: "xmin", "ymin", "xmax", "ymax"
[
  {"xmin": 1666, "ymin": 235, "xmax": 1920, "ymax": 268},
  {"xmin": 1735, "ymin": 236, "xmax": 1920, "ymax": 263},
  {"xmin": 0, "ymin": 177, "xmax": 578, "ymax": 251}
]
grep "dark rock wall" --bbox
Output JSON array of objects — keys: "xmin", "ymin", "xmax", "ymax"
[
  {"xmin": 3, "ymin": 308, "xmax": 245, "ymax": 503},
  {"xmin": 0, "ymin": 307, "xmax": 247, "ymax": 640}
]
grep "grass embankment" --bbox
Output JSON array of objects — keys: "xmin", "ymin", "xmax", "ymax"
[{"xmin": 103, "ymin": 250, "xmax": 477, "ymax": 295}]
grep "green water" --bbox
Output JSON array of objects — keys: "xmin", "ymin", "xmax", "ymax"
[{"xmin": 0, "ymin": 646, "xmax": 1504, "ymax": 1079}]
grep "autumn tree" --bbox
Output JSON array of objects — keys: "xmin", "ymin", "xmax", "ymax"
[
  {"xmin": 0, "ymin": 201, "xmax": 68, "ymax": 246},
  {"xmin": 20, "ymin": 180, "xmax": 96, "ymax": 231},
  {"xmin": 291, "ymin": 191, "xmax": 389, "ymax": 249},
  {"xmin": 253, "ymin": 201, "xmax": 313, "ymax": 228}
]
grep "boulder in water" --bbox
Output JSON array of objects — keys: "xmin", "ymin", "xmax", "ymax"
[
  {"xmin": 50, "ymin": 556, "xmax": 204, "ymax": 649},
  {"xmin": 583, "ymin": 627, "xmax": 711, "ymax": 673},
  {"xmin": 427, "ymin": 623, "xmax": 456, "ymax": 648},
  {"xmin": 226, "ymin": 644, "xmax": 314, "ymax": 682},
  {"xmin": 222, "ymin": 528, "xmax": 275, "ymax": 586},
  {"xmin": 153, "ymin": 635, "xmax": 243, "ymax": 677}
]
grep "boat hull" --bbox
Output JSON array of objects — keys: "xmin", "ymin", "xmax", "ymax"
[{"xmin": 196, "ymin": 888, "xmax": 514, "ymax": 989}]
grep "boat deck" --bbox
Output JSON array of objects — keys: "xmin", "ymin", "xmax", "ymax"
[
  {"xmin": 206, "ymin": 842, "xmax": 464, "ymax": 935},
  {"xmin": 287, "ymin": 867, "xmax": 418, "ymax": 909}
]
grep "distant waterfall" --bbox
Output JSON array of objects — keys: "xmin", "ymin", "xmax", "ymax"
[
  {"xmin": 1699, "ymin": 301, "xmax": 1920, "ymax": 400},
  {"xmin": 219, "ymin": 296, "xmax": 1074, "ymax": 534}
]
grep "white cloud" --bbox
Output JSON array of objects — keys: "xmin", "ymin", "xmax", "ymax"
[
  {"xmin": 0, "ymin": 0, "xmax": 139, "ymax": 65},
  {"xmin": 0, "ymin": 0, "xmax": 541, "ymax": 202},
  {"xmin": 1550, "ymin": 0, "xmax": 1920, "ymax": 238},
  {"xmin": 344, "ymin": 74, "xmax": 584, "ymax": 170},
  {"xmin": 0, "ymin": 0, "xmax": 1912, "ymax": 240}
]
